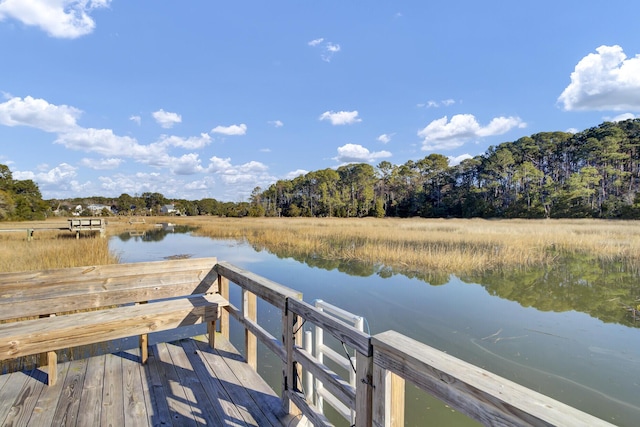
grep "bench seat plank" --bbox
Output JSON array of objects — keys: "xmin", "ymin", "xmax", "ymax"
[{"xmin": 0, "ymin": 294, "xmax": 227, "ymax": 361}]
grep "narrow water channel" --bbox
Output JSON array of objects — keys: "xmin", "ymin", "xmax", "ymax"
[{"xmin": 110, "ymin": 229, "xmax": 640, "ymax": 426}]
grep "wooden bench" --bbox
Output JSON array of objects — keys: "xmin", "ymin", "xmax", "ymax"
[{"xmin": 0, "ymin": 257, "xmax": 228, "ymax": 386}]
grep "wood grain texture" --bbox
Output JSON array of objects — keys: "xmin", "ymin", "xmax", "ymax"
[
  {"xmin": 214, "ymin": 261, "xmax": 301, "ymax": 310},
  {"xmin": 372, "ymin": 330, "xmax": 615, "ymax": 427},
  {"xmin": 0, "ymin": 294, "xmax": 226, "ymax": 360}
]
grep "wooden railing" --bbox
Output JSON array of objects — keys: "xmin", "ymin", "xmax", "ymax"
[{"xmin": 213, "ymin": 261, "xmax": 615, "ymax": 427}]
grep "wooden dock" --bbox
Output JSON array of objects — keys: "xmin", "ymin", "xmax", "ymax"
[
  {"xmin": 0, "ymin": 335, "xmax": 294, "ymax": 427},
  {"xmin": 0, "ymin": 259, "xmax": 620, "ymax": 427}
]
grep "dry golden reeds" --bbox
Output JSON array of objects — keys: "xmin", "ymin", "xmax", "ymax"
[
  {"xmin": 0, "ymin": 225, "xmax": 119, "ymax": 273},
  {"xmin": 170, "ymin": 216, "xmax": 640, "ymax": 275}
]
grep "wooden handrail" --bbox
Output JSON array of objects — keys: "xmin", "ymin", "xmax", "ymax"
[
  {"xmin": 371, "ymin": 330, "xmax": 616, "ymax": 427},
  {"xmin": 213, "ymin": 262, "xmax": 617, "ymax": 427}
]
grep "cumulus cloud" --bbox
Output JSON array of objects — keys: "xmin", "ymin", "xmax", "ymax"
[
  {"xmin": 0, "ymin": 95, "xmax": 213, "ymax": 174},
  {"xmin": 319, "ymin": 110, "xmax": 361, "ymax": 125},
  {"xmin": 558, "ymin": 45, "xmax": 640, "ymax": 111},
  {"xmin": 0, "ymin": 0, "xmax": 110, "ymax": 39},
  {"xmin": 157, "ymin": 133, "xmax": 211, "ymax": 149},
  {"xmin": 152, "ymin": 109, "xmax": 182, "ymax": 128},
  {"xmin": 418, "ymin": 114, "xmax": 526, "ymax": 151},
  {"xmin": 268, "ymin": 120, "xmax": 284, "ymax": 127},
  {"xmin": 13, "ymin": 163, "xmax": 90, "ymax": 195},
  {"xmin": 334, "ymin": 143, "xmax": 391, "ymax": 163},
  {"xmin": 80, "ymin": 157, "xmax": 122, "ymax": 170},
  {"xmin": 0, "ymin": 96, "xmax": 81, "ymax": 132},
  {"xmin": 377, "ymin": 133, "xmax": 392, "ymax": 144},
  {"xmin": 170, "ymin": 153, "xmax": 204, "ymax": 175},
  {"xmin": 205, "ymin": 156, "xmax": 275, "ymax": 200},
  {"xmin": 607, "ymin": 113, "xmax": 638, "ymax": 122},
  {"xmin": 448, "ymin": 154, "xmax": 473, "ymax": 166},
  {"xmin": 211, "ymin": 123, "xmax": 247, "ymax": 136},
  {"xmin": 285, "ymin": 169, "xmax": 308, "ymax": 180},
  {"xmin": 129, "ymin": 115, "xmax": 141, "ymax": 125},
  {"xmin": 307, "ymin": 38, "xmax": 324, "ymax": 47}
]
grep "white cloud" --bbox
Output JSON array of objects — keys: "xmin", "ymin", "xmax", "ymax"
[
  {"xmin": 308, "ymin": 38, "xmax": 324, "ymax": 47},
  {"xmin": 129, "ymin": 115, "xmax": 141, "ymax": 125},
  {"xmin": 80, "ymin": 157, "xmax": 122, "ymax": 170},
  {"xmin": 558, "ymin": 45, "xmax": 640, "ymax": 111},
  {"xmin": 285, "ymin": 169, "xmax": 308, "ymax": 180},
  {"xmin": 377, "ymin": 133, "xmax": 392, "ymax": 144},
  {"xmin": 152, "ymin": 109, "xmax": 182, "ymax": 128},
  {"xmin": 448, "ymin": 154, "xmax": 473, "ymax": 166},
  {"xmin": 170, "ymin": 153, "xmax": 203, "ymax": 175},
  {"xmin": 268, "ymin": 120, "xmax": 284, "ymax": 127},
  {"xmin": 0, "ymin": 0, "xmax": 110, "ymax": 39},
  {"xmin": 418, "ymin": 99, "xmax": 455, "ymax": 108},
  {"xmin": 334, "ymin": 143, "xmax": 392, "ymax": 163},
  {"xmin": 205, "ymin": 156, "xmax": 275, "ymax": 200},
  {"xmin": 607, "ymin": 113, "xmax": 638, "ymax": 122},
  {"xmin": 156, "ymin": 133, "xmax": 211, "ymax": 149},
  {"xmin": 55, "ymin": 127, "xmax": 145, "ymax": 157},
  {"xmin": 211, "ymin": 123, "xmax": 247, "ymax": 136},
  {"xmin": 319, "ymin": 110, "xmax": 361, "ymax": 125},
  {"xmin": 418, "ymin": 114, "xmax": 526, "ymax": 151},
  {"xmin": 308, "ymin": 37, "xmax": 341, "ymax": 62},
  {"xmin": 0, "ymin": 96, "xmax": 81, "ymax": 132},
  {"xmin": 14, "ymin": 162, "xmax": 76, "ymax": 184}
]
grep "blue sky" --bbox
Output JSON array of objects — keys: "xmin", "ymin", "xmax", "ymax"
[{"xmin": 1, "ymin": 1, "xmax": 640, "ymax": 202}]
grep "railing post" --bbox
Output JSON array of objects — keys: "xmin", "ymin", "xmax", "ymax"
[
  {"xmin": 304, "ymin": 330, "xmax": 313, "ymax": 402},
  {"xmin": 242, "ymin": 288, "xmax": 257, "ymax": 370},
  {"xmin": 355, "ymin": 350, "xmax": 373, "ymax": 427},
  {"xmin": 282, "ymin": 298, "xmax": 302, "ymax": 417},
  {"xmin": 372, "ymin": 363, "xmax": 405, "ymax": 427},
  {"xmin": 218, "ymin": 274, "xmax": 229, "ymax": 340}
]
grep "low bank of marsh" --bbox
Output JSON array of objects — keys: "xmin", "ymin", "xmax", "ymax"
[
  {"xmin": 2, "ymin": 217, "xmax": 640, "ymax": 276},
  {"xmin": 175, "ymin": 217, "xmax": 640, "ymax": 276}
]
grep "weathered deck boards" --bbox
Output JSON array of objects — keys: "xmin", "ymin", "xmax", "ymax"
[{"xmin": 0, "ymin": 335, "xmax": 295, "ymax": 427}]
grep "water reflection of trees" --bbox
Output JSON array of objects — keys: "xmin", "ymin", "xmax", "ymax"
[
  {"xmin": 460, "ymin": 254, "xmax": 640, "ymax": 328},
  {"xmin": 252, "ymin": 243, "xmax": 639, "ymax": 328},
  {"xmin": 116, "ymin": 225, "xmax": 197, "ymax": 242}
]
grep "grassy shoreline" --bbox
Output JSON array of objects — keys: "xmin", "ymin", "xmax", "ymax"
[{"xmin": 2, "ymin": 217, "xmax": 640, "ymax": 275}]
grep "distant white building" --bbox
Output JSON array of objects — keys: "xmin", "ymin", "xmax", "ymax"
[
  {"xmin": 160, "ymin": 204, "xmax": 178, "ymax": 215},
  {"xmin": 87, "ymin": 204, "xmax": 112, "ymax": 215}
]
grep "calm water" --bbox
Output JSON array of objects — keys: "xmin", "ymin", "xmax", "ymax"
[{"xmin": 110, "ymin": 229, "xmax": 640, "ymax": 426}]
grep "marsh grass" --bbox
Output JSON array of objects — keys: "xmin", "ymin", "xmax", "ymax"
[
  {"xmin": 165, "ymin": 216, "xmax": 640, "ymax": 276},
  {"xmin": 0, "ymin": 222, "xmax": 119, "ymax": 273}
]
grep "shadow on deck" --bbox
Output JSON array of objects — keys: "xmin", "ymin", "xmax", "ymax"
[{"xmin": 0, "ymin": 335, "xmax": 297, "ymax": 427}]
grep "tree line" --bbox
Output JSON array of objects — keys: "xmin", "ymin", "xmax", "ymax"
[
  {"xmin": 2, "ymin": 118, "xmax": 640, "ymax": 221},
  {"xmin": 255, "ymin": 118, "xmax": 640, "ymax": 219}
]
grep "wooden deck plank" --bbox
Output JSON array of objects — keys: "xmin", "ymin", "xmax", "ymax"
[
  {"xmin": 152, "ymin": 342, "xmax": 198, "ymax": 426},
  {"xmin": 1, "ymin": 369, "xmax": 47, "ymax": 426},
  {"xmin": 181, "ymin": 337, "xmax": 250, "ymax": 426},
  {"xmin": 50, "ymin": 357, "xmax": 88, "ymax": 426},
  {"xmin": 143, "ymin": 343, "xmax": 173, "ymax": 427},
  {"xmin": 101, "ymin": 352, "xmax": 125, "ymax": 426},
  {"xmin": 77, "ymin": 354, "xmax": 106, "ymax": 427},
  {"xmin": 0, "ymin": 336, "xmax": 294, "ymax": 427},
  {"xmin": 193, "ymin": 337, "xmax": 288, "ymax": 427},
  {"xmin": 0, "ymin": 370, "xmax": 34, "ymax": 425},
  {"xmin": 165, "ymin": 338, "xmax": 226, "ymax": 426},
  {"xmin": 210, "ymin": 337, "xmax": 293, "ymax": 427},
  {"xmin": 122, "ymin": 348, "xmax": 150, "ymax": 427}
]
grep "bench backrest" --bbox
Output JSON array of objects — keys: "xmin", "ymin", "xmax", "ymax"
[{"xmin": 0, "ymin": 257, "xmax": 218, "ymax": 321}]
